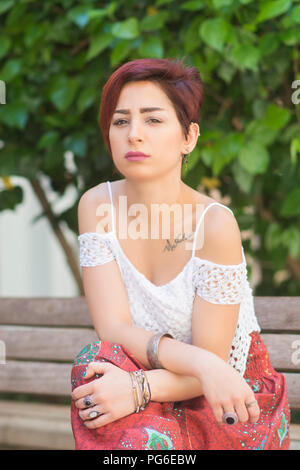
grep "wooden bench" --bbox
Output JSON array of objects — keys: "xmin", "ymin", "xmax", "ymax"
[{"xmin": 0, "ymin": 297, "xmax": 299, "ymax": 450}]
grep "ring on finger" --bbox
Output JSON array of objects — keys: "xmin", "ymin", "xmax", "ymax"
[
  {"xmin": 83, "ymin": 395, "xmax": 94, "ymax": 408},
  {"xmin": 222, "ymin": 411, "xmax": 239, "ymax": 425},
  {"xmin": 88, "ymin": 410, "xmax": 101, "ymax": 419},
  {"xmin": 245, "ymin": 400, "xmax": 258, "ymax": 408}
]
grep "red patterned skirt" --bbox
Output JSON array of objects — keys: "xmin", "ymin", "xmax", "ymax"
[{"xmin": 70, "ymin": 331, "xmax": 290, "ymax": 450}]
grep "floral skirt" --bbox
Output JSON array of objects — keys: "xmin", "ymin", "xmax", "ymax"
[{"xmin": 70, "ymin": 331, "xmax": 290, "ymax": 450}]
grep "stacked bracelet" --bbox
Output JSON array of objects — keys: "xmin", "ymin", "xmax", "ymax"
[
  {"xmin": 147, "ymin": 332, "xmax": 174, "ymax": 369},
  {"xmin": 129, "ymin": 369, "xmax": 152, "ymax": 413}
]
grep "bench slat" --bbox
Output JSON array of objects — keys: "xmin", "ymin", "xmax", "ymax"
[
  {"xmin": 254, "ymin": 297, "xmax": 300, "ymax": 331},
  {"xmin": 1, "ymin": 325, "xmax": 300, "ymax": 371},
  {"xmin": 0, "ymin": 361, "xmax": 71, "ymax": 396},
  {"xmin": 0, "ymin": 297, "xmax": 299, "ymax": 330},
  {"xmin": 0, "ymin": 360, "xmax": 299, "ymax": 409},
  {"xmin": 0, "ymin": 297, "xmax": 92, "ymax": 327},
  {"xmin": 0, "ymin": 399, "xmax": 299, "ymax": 450},
  {"xmin": 0, "ymin": 326, "xmax": 98, "ymax": 362}
]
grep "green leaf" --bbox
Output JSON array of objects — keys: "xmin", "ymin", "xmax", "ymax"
[
  {"xmin": 48, "ymin": 76, "xmax": 79, "ymax": 112},
  {"xmin": 258, "ymin": 32, "xmax": 279, "ymax": 57},
  {"xmin": 0, "ymin": 0, "xmax": 14, "ymax": 15},
  {"xmin": 232, "ymin": 160, "xmax": 254, "ymax": 193},
  {"xmin": 77, "ymin": 87, "xmax": 97, "ymax": 113},
  {"xmin": 140, "ymin": 12, "xmax": 169, "ymax": 31},
  {"xmin": 42, "ymin": 144, "xmax": 64, "ymax": 172},
  {"xmin": 217, "ymin": 61, "xmax": 236, "ymax": 83},
  {"xmin": 212, "ymin": 133, "xmax": 244, "ymax": 175},
  {"xmin": 282, "ymin": 4, "xmax": 300, "ymax": 27},
  {"xmin": 265, "ymin": 223, "xmax": 283, "ymax": 251},
  {"xmin": 280, "ymin": 187, "xmax": 300, "ymax": 216},
  {"xmin": 281, "ymin": 227, "xmax": 300, "ymax": 258},
  {"xmin": 88, "ymin": 3, "xmax": 117, "ymax": 21},
  {"xmin": 24, "ymin": 23, "xmax": 45, "ymax": 48},
  {"xmin": 138, "ymin": 37, "xmax": 164, "ymax": 58},
  {"xmin": 180, "ymin": 1, "xmax": 205, "ymax": 11},
  {"xmin": 112, "ymin": 18, "xmax": 139, "ymax": 39},
  {"xmin": 86, "ymin": 32, "xmax": 114, "ymax": 61},
  {"xmin": 229, "ymin": 43, "xmax": 260, "ymax": 71},
  {"xmin": 238, "ymin": 140, "xmax": 269, "ymax": 174},
  {"xmin": 156, "ymin": 0, "xmax": 174, "ymax": 5},
  {"xmin": 38, "ymin": 131, "xmax": 60, "ymax": 150},
  {"xmin": 212, "ymin": 0, "xmax": 232, "ymax": 8},
  {"xmin": 263, "ymin": 104, "xmax": 291, "ymax": 131},
  {"xmin": 290, "ymin": 137, "xmax": 300, "ymax": 165},
  {"xmin": 245, "ymin": 120, "xmax": 277, "ymax": 146},
  {"xmin": 0, "ymin": 58, "xmax": 22, "ymax": 82},
  {"xmin": 199, "ymin": 17, "xmax": 230, "ymax": 52},
  {"xmin": 64, "ymin": 133, "xmax": 87, "ymax": 158},
  {"xmin": 0, "ymin": 36, "xmax": 11, "ymax": 59},
  {"xmin": 111, "ymin": 40, "xmax": 132, "ymax": 67},
  {"xmin": 0, "ymin": 186, "xmax": 23, "ymax": 211},
  {"xmin": 67, "ymin": 6, "xmax": 89, "ymax": 29},
  {"xmin": 0, "ymin": 103, "xmax": 28, "ymax": 129},
  {"xmin": 256, "ymin": 0, "xmax": 292, "ymax": 23},
  {"xmin": 279, "ymin": 28, "xmax": 300, "ymax": 46},
  {"xmin": 200, "ymin": 146, "xmax": 214, "ymax": 166}
]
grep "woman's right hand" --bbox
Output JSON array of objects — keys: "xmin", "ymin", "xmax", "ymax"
[{"xmin": 195, "ymin": 349, "xmax": 261, "ymax": 426}]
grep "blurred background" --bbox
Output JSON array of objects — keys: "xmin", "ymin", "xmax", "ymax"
[
  {"xmin": 0, "ymin": 0, "xmax": 299, "ymax": 449},
  {"xmin": 0, "ymin": 0, "xmax": 299, "ymax": 298}
]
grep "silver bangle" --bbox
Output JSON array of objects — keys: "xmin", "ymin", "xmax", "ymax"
[{"xmin": 146, "ymin": 332, "xmax": 174, "ymax": 369}]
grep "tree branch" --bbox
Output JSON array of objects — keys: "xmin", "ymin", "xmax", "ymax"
[{"xmin": 29, "ymin": 176, "xmax": 84, "ymax": 295}]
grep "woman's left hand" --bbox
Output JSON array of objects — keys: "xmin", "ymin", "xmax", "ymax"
[{"xmin": 71, "ymin": 362, "xmax": 137, "ymax": 429}]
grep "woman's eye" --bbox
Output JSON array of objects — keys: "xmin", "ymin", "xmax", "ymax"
[
  {"xmin": 149, "ymin": 118, "xmax": 161, "ymax": 123},
  {"xmin": 113, "ymin": 119, "xmax": 126, "ymax": 126},
  {"xmin": 113, "ymin": 118, "xmax": 161, "ymax": 126}
]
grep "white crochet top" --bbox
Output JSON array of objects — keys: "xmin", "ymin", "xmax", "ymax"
[{"xmin": 78, "ymin": 181, "xmax": 261, "ymax": 377}]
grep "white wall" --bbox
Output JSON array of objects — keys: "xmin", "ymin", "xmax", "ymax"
[{"xmin": 0, "ymin": 174, "xmax": 80, "ymax": 297}]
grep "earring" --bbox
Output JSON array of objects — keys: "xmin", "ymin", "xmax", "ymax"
[{"xmin": 184, "ymin": 153, "xmax": 190, "ymax": 170}]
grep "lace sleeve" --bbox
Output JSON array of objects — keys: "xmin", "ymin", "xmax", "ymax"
[
  {"xmin": 78, "ymin": 233, "xmax": 115, "ymax": 267},
  {"xmin": 193, "ymin": 259, "xmax": 247, "ymax": 304}
]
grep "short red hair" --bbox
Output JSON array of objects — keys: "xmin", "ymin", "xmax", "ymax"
[{"xmin": 99, "ymin": 57, "xmax": 205, "ymax": 166}]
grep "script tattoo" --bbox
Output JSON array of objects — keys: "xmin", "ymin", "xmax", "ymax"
[{"xmin": 163, "ymin": 232, "xmax": 193, "ymax": 252}]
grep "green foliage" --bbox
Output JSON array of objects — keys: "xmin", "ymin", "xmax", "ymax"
[{"xmin": 0, "ymin": 0, "xmax": 299, "ymax": 295}]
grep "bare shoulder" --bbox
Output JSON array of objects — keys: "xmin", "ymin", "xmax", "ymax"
[
  {"xmin": 77, "ymin": 182, "xmax": 109, "ymax": 234},
  {"xmin": 78, "ymin": 180, "xmax": 123, "ymax": 234},
  {"xmin": 193, "ymin": 191, "xmax": 243, "ymax": 264}
]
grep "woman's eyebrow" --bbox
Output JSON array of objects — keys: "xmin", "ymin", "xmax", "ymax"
[{"xmin": 113, "ymin": 107, "xmax": 166, "ymax": 115}]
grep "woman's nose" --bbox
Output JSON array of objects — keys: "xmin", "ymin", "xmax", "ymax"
[{"xmin": 128, "ymin": 121, "xmax": 143, "ymax": 142}]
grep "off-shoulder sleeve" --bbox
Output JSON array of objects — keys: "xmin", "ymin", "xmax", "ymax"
[
  {"xmin": 78, "ymin": 233, "xmax": 115, "ymax": 267},
  {"xmin": 193, "ymin": 258, "xmax": 247, "ymax": 304}
]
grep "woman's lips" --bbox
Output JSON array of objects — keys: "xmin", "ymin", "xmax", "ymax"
[{"xmin": 125, "ymin": 152, "xmax": 150, "ymax": 161}]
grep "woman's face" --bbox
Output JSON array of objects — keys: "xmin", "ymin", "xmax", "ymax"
[{"xmin": 108, "ymin": 80, "xmax": 194, "ymax": 179}]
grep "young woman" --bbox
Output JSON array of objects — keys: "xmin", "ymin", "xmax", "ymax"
[{"xmin": 70, "ymin": 58, "xmax": 290, "ymax": 450}]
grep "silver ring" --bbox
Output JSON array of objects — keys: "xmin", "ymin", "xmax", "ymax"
[
  {"xmin": 222, "ymin": 411, "xmax": 238, "ymax": 425},
  {"xmin": 245, "ymin": 400, "xmax": 258, "ymax": 408},
  {"xmin": 83, "ymin": 395, "xmax": 94, "ymax": 408},
  {"xmin": 88, "ymin": 410, "xmax": 101, "ymax": 419}
]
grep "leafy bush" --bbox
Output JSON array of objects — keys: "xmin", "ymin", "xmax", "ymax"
[{"xmin": 0, "ymin": 0, "xmax": 299, "ymax": 295}]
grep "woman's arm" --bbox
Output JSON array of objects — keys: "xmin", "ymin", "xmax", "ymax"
[
  {"xmin": 130, "ymin": 208, "xmax": 244, "ymax": 405},
  {"xmin": 144, "ymin": 368, "xmax": 203, "ymax": 403}
]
